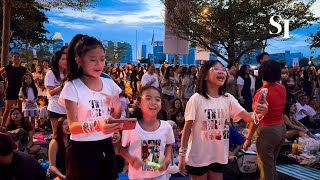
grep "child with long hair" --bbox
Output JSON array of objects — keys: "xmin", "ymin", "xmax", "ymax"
[
  {"xmin": 120, "ymin": 86, "xmax": 175, "ymax": 180},
  {"xmin": 48, "ymin": 116, "xmax": 70, "ymax": 179},
  {"xmin": 45, "ymin": 50, "xmax": 67, "ymax": 137},
  {"xmin": 178, "ymin": 60, "xmax": 268, "ymax": 180},
  {"xmin": 59, "ymin": 34, "xmax": 122, "ymax": 180},
  {"xmin": 19, "ymin": 74, "xmax": 38, "ymax": 129}
]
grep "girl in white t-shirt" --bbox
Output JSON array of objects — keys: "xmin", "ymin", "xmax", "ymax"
[
  {"xmin": 44, "ymin": 51, "xmax": 67, "ymax": 137},
  {"xmin": 178, "ymin": 60, "xmax": 268, "ymax": 180},
  {"xmin": 59, "ymin": 34, "xmax": 122, "ymax": 180},
  {"xmin": 19, "ymin": 74, "xmax": 38, "ymax": 129},
  {"xmin": 120, "ymin": 86, "xmax": 175, "ymax": 180}
]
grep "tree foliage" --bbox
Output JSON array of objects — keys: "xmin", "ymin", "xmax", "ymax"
[
  {"xmin": 308, "ymin": 27, "xmax": 320, "ymax": 49},
  {"xmin": 164, "ymin": 0, "xmax": 318, "ymax": 64},
  {"xmin": 0, "ymin": 0, "xmax": 49, "ymax": 48},
  {"xmin": 103, "ymin": 41, "xmax": 127, "ymax": 63},
  {"xmin": 36, "ymin": 0, "xmax": 98, "ymax": 10}
]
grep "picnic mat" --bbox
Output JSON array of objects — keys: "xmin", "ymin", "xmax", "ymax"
[{"xmin": 276, "ymin": 164, "xmax": 320, "ymax": 180}]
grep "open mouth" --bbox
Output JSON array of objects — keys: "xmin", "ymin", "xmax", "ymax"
[
  {"xmin": 217, "ymin": 76, "xmax": 225, "ymax": 81},
  {"xmin": 148, "ymin": 107, "xmax": 157, "ymax": 111}
]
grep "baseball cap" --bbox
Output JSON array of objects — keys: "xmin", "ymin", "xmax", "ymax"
[{"xmin": 0, "ymin": 133, "xmax": 17, "ymax": 156}]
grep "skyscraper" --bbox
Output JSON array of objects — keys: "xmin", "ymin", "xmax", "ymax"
[
  {"xmin": 52, "ymin": 32, "xmax": 63, "ymax": 53},
  {"xmin": 138, "ymin": 44, "xmax": 147, "ymax": 60},
  {"xmin": 153, "ymin": 41, "xmax": 166, "ymax": 64}
]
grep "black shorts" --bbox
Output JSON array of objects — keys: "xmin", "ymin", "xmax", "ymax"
[
  {"xmin": 5, "ymin": 88, "xmax": 19, "ymax": 100},
  {"xmin": 48, "ymin": 111, "xmax": 65, "ymax": 119},
  {"xmin": 186, "ymin": 163, "xmax": 224, "ymax": 176},
  {"xmin": 66, "ymin": 138, "xmax": 117, "ymax": 180}
]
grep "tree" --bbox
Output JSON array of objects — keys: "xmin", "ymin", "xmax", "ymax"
[
  {"xmin": 0, "ymin": 0, "xmax": 50, "ymax": 49},
  {"xmin": 308, "ymin": 27, "xmax": 320, "ymax": 49},
  {"xmin": 1, "ymin": 0, "xmax": 97, "ymax": 67},
  {"xmin": 103, "ymin": 41, "xmax": 127, "ymax": 63},
  {"xmin": 163, "ymin": 0, "xmax": 317, "ymax": 65}
]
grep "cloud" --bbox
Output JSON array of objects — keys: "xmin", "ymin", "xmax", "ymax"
[
  {"xmin": 48, "ymin": 0, "xmax": 164, "ymax": 25},
  {"xmin": 50, "ymin": 19, "xmax": 92, "ymax": 30}
]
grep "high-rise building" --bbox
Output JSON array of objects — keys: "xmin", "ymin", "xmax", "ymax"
[
  {"xmin": 117, "ymin": 42, "xmax": 133, "ymax": 64},
  {"xmin": 188, "ymin": 48, "xmax": 196, "ymax": 65},
  {"xmin": 268, "ymin": 50, "xmax": 303, "ymax": 66},
  {"xmin": 138, "ymin": 44, "xmax": 147, "ymax": 60},
  {"xmin": 153, "ymin": 41, "xmax": 166, "ymax": 64},
  {"xmin": 147, "ymin": 53, "xmax": 154, "ymax": 63},
  {"xmin": 53, "ymin": 32, "xmax": 63, "ymax": 53}
]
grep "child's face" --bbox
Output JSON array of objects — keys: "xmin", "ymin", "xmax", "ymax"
[
  {"xmin": 24, "ymin": 75, "xmax": 33, "ymax": 85},
  {"xmin": 206, "ymin": 63, "xmax": 227, "ymax": 88},
  {"xmin": 11, "ymin": 110, "xmax": 22, "ymax": 123},
  {"xmin": 59, "ymin": 54, "xmax": 67, "ymax": 71},
  {"xmin": 78, "ymin": 47, "xmax": 105, "ymax": 78},
  {"xmin": 62, "ymin": 119, "xmax": 70, "ymax": 135},
  {"xmin": 174, "ymin": 100, "xmax": 181, "ymax": 109},
  {"xmin": 139, "ymin": 89, "xmax": 161, "ymax": 118},
  {"xmin": 290, "ymin": 105, "xmax": 296, "ymax": 113},
  {"xmin": 112, "ymin": 131, "xmax": 121, "ymax": 144}
]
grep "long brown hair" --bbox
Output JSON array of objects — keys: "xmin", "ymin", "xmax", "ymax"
[{"xmin": 21, "ymin": 74, "xmax": 38, "ymax": 99}]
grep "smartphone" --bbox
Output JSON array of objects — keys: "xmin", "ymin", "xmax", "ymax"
[
  {"xmin": 107, "ymin": 118, "xmax": 137, "ymax": 130},
  {"xmin": 258, "ymin": 88, "xmax": 268, "ymax": 104},
  {"xmin": 254, "ymin": 70, "xmax": 259, "ymax": 76}
]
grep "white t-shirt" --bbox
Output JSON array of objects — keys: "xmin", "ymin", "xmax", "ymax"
[
  {"xmin": 122, "ymin": 120, "xmax": 175, "ymax": 179},
  {"xmin": 44, "ymin": 70, "xmax": 65, "ymax": 114},
  {"xmin": 161, "ymin": 77, "xmax": 178, "ymax": 96},
  {"xmin": 19, "ymin": 87, "xmax": 37, "ymax": 111},
  {"xmin": 295, "ymin": 102, "xmax": 313, "ymax": 120},
  {"xmin": 141, "ymin": 72, "xmax": 159, "ymax": 88},
  {"xmin": 59, "ymin": 77, "xmax": 121, "ymax": 142},
  {"xmin": 184, "ymin": 93, "xmax": 244, "ymax": 166}
]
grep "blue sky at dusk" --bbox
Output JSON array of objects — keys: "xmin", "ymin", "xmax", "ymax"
[{"xmin": 44, "ymin": 0, "xmax": 320, "ymax": 62}]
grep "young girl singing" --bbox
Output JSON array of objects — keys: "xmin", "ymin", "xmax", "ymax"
[
  {"xmin": 59, "ymin": 34, "xmax": 122, "ymax": 180},
  {"xmin": 178, "ymin": 60, "xmax": 268, "ymax": 180},
  {"xmin": 120, "ymin": 86, "xmax": 175, "ymax": 180},
  {"xmin": 19, "ymin": 74, "xmax": 39, "ymax": 129}
]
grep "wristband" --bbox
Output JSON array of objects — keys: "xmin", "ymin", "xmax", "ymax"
[{"xmin": 82, "ymin": 121, "xmax": 100, "ymax": 134}]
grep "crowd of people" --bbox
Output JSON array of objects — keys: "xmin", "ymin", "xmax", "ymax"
[{"xmin": 0, "ymin": 34, "xmax": 319, "ymax": 180}]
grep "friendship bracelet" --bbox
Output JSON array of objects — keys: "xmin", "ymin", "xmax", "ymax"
[
  {"xmin": 253, "ymin": 111, "xmax": 264, "ymax": 125},
  {"xmin": 81, "ymin": 121, "xmax": 100, "ymax": 134}
]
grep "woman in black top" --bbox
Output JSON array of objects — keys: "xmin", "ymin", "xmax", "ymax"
[
  {"xmin": 0, "ymin": 52, "xmax": 28, "ymax": 126},
  {"xmin": 48, "ymin": 116, "xmax": 70, "ymax": 179}
]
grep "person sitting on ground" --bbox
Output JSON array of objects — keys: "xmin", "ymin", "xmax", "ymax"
[
  {"xmin": 167, "ymin": 98, "xmax": 184, "ymax": 121},
  {"xmin": 6, "ymin": 108, "xmax": 41, "ymax": 154},
  {"xmin": 0, "ymin": 132, "xmax": 46, "ymax": 180},
  {"xmin": 112, "ymin": 131, "xmax": 128, "ymax": 175},
  {"xmin": 295, "ymin": 95, "xmax": 320, "ymax": 129},
  {"xmin": 284, "ymin": 102, "xmax": 317, "ymax": 140},
  {"xmin": 48, "ymin": 116, "xmax": 70, "ymax": 179}
]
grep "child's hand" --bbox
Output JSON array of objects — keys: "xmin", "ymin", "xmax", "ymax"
[
  {"xmin": 158, "ymin": 159, "xmax": 171, "ymax": 171},
  {"xmin": 98, "ymin": 117, "xmax": 121, "ymax": 134},
  {"xmin": 178, "ymin": 156, "xmax": 187, "ymax": 176},
  {"xmin": 243, "ymin": 139, "xmax": 251, "ymax": 150},
  {"xmin": 131, "ymin": 157, "xmax": 144, "ymax": 170}
]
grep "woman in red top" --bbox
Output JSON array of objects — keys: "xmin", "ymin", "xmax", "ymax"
[{"xmin": 244, "ymin": 60, "xmax": 286, "ymax": 180}]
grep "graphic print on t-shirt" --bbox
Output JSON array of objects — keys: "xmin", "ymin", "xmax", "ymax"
[
  {"xmin": 86, "ymin": 99, "xmax": 109, "ymax": 120},
  {"xmin": 141, "ymin": 140, "xmax": 161, "ymax": 171},
  {"xmin": 202, "ymin": 108, "xmax": 230, "ymax": 141}
]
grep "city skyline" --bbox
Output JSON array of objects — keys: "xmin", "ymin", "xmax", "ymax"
[{"xmin": 44, "ymin": 0, "xmax": 320, "ymax": 62}]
